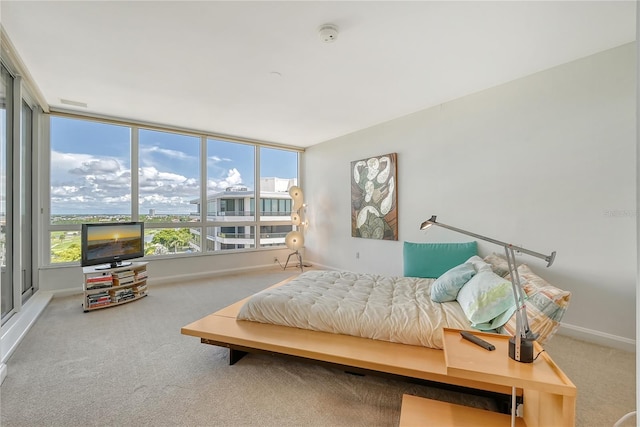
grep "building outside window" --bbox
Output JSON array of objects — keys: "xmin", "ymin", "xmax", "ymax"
[{"xmin": 195, "ymin": 177, "xmax": 296, "ymax": 251}]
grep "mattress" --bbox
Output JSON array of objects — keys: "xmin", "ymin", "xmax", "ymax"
[{"xmin": 237, "ymin": 270, "xmax": 472, "ymax": 349}]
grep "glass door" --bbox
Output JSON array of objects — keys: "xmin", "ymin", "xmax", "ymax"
[
  {"xmin": 1, "ymin": 64, "xmax": 14, "ymax": 322},
  {"xmin": 20, "ymin": 100, "xmax": 33, "ymax": 302}
]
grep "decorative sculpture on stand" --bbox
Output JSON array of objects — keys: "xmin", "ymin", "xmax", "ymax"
[{"xmin": 284, "ymin": 185, "xmax": 306, "ymax": 271}]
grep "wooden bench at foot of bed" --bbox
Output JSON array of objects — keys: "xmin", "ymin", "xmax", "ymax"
[
  {"xmin": 181, "ymin": 277, "xmax": 576, "ymax": 427},
  {"xmin": 399, "ymin": 394, "xmax": 527, "ymax": 427}
]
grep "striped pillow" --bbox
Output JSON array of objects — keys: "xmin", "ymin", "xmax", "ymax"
[{"xmin": 499, "ymin": 264, "xmax": 571, "ymax": 344}]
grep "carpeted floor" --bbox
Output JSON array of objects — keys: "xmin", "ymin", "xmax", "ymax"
[{"xmin": 0, "ymin": 267, "xmax": 636, "ymax": 426}]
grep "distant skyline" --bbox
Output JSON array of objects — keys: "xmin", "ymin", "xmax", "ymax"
[{"xmin": 50, "ymin": 117, "xmax": 298, "ymax": 215}]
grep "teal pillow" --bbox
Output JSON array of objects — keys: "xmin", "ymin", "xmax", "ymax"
[
  {"xmin": 430, "ymin": 262, "xmax": 476, "ymax": 302},
  {"xmin": 456, "ymin": 270, "xmax": 517, "ymax": 330},
  {"xmin": 403, "ymin": 241, "xmax": 478, "ymax": 278}
]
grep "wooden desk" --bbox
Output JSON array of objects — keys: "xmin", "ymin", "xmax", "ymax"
[{"xmin": 400, "ymin": 328, "xmax": 576, "ymax": 427}]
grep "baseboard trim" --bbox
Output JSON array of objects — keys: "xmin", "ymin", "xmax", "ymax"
[
  {"xmin": 148, "ymin": 263, "xmax": 285, "ymax": 286},
  {"xmin": 0, "ymin": 363, "xmax": 7, "ymax": 385},
  {"xmin": 49, "ymin": 264, "xmax": 288, "ymax": 297},
  {"xmin": 50, "ymin": 287, "xmax": 83, "ymax": 297},
  {"xmin": 557, "ymin": 323, "xmax": 635, "ymax": 352},
  {"xmin": 301, "ymin": 261, "xmax": 337, "ymax": 271},
  {"xmin": 1, "ymin": 291, "xmax": 53, "ymax": 365}
]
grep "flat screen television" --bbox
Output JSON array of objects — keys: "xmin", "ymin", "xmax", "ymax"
[{"xmin": 81, "ymin": 222, "xmax": 145, "ymax": 270}]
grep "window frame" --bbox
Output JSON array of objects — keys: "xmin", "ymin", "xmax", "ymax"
[{"xmin": 45, "ymin": 111, "xmax": 302, "ymax": 266}]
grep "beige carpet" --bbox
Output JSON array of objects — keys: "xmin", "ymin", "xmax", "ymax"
[{"xmin": 0, "ymin": 267, "xmax": 635, "ymax": 426}]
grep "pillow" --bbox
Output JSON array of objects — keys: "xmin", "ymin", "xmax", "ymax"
[
  {"xmin": 430, "ymin": 262, "xmax": 476, "ymax": 302},
  {"xmin": 466, "ymin": 255, "xmax": 493, "ymax": 273},
  {"xmin": 456, "ymin": 270, "xmax": 517, "ymax": 330},
  {"xmin": 499, "ymin": 264, "xmax": 571, "ymax": 344},
  {"xmin": 483, "ymin": 253, "xmax": 513, "ymax": 277},
  {"xmin": 403, "ymin": 241, "xmax": 477, "ymax": 278}
]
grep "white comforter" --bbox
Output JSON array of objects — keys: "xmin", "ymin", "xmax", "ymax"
[{"xmin": 237, "ymin": 270, "xmax": 471, "ymax": 349}]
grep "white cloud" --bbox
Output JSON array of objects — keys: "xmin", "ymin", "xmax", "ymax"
[
  {"xmin": 208, "ymin": 155, "xmax": 232, "ymax": 163},
  {"xmin": 138, "ymin": 166, "xmax": 198, "ymax": 193},
  {"xmin": 69, "ymin": 158, "xmax": 122, "ymax": 175},
  {"xmin": 207, "ymin": 168, "xmax": 244, "ymax": 191},
  {"xmin": 50, "ymin": 151, "xmax": 247, "ymax": 215},
  {"xmin": 50, "ymin": 151, "xmax": 130, "ymax": 213},
  {"xmin": 141, "ymin": 146, "xmax": 194, "ymax": 161}
]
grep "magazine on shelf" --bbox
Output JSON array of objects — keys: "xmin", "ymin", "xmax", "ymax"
[
  {"xmin": 113, "ymin": 277, "xmax": 135, "ymax": 286},
  {"xmin": 112, "ymin": 270, "xmax": 135, "ymax": 279},
  {"xmin": 86, "ymin": 275, "xmax": 113, "ymax": 283}
]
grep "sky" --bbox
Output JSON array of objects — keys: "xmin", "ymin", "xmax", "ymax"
[{"xmin": 50, "ymin": 116, "xmax": 298, "ymax": 215}]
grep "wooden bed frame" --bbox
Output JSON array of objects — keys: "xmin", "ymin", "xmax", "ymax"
[{"xmin": 181, "ymin": 276, "xmax": 576, "ymax": 426}]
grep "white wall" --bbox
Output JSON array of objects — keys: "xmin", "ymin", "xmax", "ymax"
[{"xmin": 303, "ymin": 43, "xmax": 636, "ymax": 346}]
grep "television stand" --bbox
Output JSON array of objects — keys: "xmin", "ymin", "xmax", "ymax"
[{"xmin": 82, "ymin": 262, "xmax": 148, "ymax": 312}]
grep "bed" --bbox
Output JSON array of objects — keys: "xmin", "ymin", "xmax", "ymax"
[
  {"xmin": 235, "ymin": 254, "xmax": 571, "ymax": 351},
  {"xmin": 236, "ymin": 270, "xmax": 472, "ymax": 349},
  {"xmin": 181, "ymin": 253, "xmax": 574, "ymax": 425}
]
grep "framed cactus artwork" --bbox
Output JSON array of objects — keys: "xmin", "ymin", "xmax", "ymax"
[{"xmin": 350, "ymin": 153, "xmax": 398, "ymax": 240}]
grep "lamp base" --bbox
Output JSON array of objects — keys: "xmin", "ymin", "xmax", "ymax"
[
  {"xmin": 283, "ymin": 251, "xmax": 304, "ymax": 272},
  {"xmin": 508, "ymin": 336, "xmax": 535, "ymax": 363}
]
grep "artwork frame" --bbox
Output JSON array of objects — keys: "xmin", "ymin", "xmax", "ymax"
[{"xmin": 351, "ymin": 153, "xmax": 398, "ymax": 240}]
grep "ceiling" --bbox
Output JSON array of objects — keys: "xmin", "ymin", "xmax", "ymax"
[{"xmin": 1, "ymin": 1, "xmax": 636, "ymax": 148}]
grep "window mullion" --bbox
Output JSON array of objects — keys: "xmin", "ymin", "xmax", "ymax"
[
  {"xmin": 11, "ymin": 75, "xmax": 22, "ymax": 312},
  {"xmin": 255, "ymin": 145, "xmax": 260, "ymax": 247},
  {"xmin": 200, "ymin": 135, "xmax": 207, "ymax": 223},
  {"xmin": 131, "ymin": 126, "xmax": 139, "ymax": 221}
]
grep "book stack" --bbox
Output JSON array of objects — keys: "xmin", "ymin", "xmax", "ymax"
[
  {"xmin": 134, "ymin": 269, "xmax": 148, "ymax": 282},
  {"xmin": 111, "ymin": 288, "xmax": 135, "ymax": 303},
  {"xmin": 87, "ymin": 291, "xmax": 111, "ymax": 308},
  {"xmin": 112, "ymin": 270, "xmax": 135, "ymax": 287},
  {"xmin": 133, "ymin": 283, "xmax": 148, "ymax": 297},
  {"xmin": 85, "ymin": 273, "xmax": 113, "ymax": 290}
]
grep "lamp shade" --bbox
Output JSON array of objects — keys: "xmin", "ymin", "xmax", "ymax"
[
  {"xmin": 285, "ymin": 230, "xmax": 304, "ymax": 251},
  {"xmin": 289, "ymin": 186, "xmax": 304, "ymax": 203},
  {"xmin": 291, "ymin": 212, "xmax": 301, "ymax": 225}
]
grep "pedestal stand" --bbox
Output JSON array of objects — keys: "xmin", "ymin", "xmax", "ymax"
[{"xmin": 283, "ymin": 250, "xmax": 303, "ymax": 272}]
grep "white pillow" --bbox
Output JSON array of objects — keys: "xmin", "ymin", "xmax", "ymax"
[
  {"xmin": 430, "ymin": 262, "xmax": 476, "ymax": 302},
  {"xmin": 456, "ymin": 270, "xmax": 517, "ymax": 330},
  {"xmin": 465, "ymin": 255, "xmax": 493, "ymax": 273}
]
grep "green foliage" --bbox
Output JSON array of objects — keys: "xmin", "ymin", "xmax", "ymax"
[
  {"xmin": 150, "ymin": 228, "xmax": 193, "ymax": 251},
  {"xmin": 144, "ymin": 244, "xmax": 159, "ymax": 256},
  {"xmin": 53, "ymin": 243, "xmax": 81, "ymax": 262}
]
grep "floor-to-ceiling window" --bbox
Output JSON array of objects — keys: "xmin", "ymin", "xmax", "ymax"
[
  {"xmin": 48, "ymin": 115, "xmax": 300, "ymax": 265},
  {"xmin": 0, "ymin": 64, "xmax": 14, "ymax": 321},
  {"xmin": 49, "ymin": 118, "xmax": 131, "ymax": 263},
  {"xmin": 259, "ymin": 147, "xmax": 298, "ymax": 248},
  {"xmin": 1, "ymin": 62, "xmax": 36, "ymax": 323},
  {"xmin": 205, "ymin": 138, "xmax": 256, "ymax": 251},
  {"xmin": 20, "ymin": 101, "xmax": 33, "ymax": 302},
  {"xmin": 139, "ymin": 129, "xmax": 201, "ymax": 256}
]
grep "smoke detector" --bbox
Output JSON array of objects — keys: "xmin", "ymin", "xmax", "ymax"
[{"xmin": 318, "ymin": 24, "xmax": 339, "ymax": 43}]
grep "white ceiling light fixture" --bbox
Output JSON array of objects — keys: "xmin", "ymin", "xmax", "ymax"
[{"xmin": 318, "ymin": 24, "xmax": 339, "ymax": 43}]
